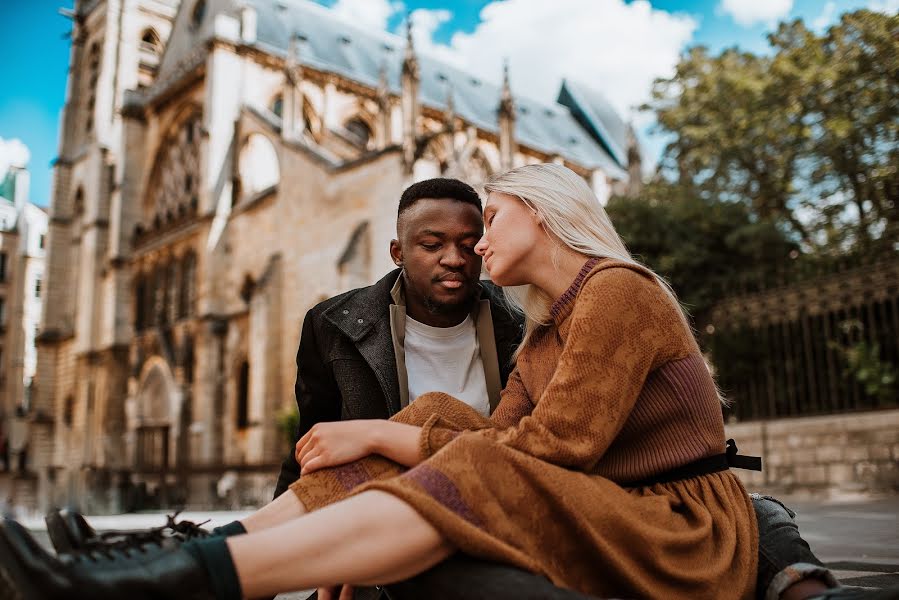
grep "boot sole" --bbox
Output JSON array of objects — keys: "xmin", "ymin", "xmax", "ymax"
[
  {"xmin": 44, "ymin": 510, "xmax": 78, "ymax": 554},
  {"xmin": 0, "ymin": 533, "xmax": 44, "ymax": 600}
]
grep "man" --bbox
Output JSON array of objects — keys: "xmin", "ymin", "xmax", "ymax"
[
  {"xmin": 274, "ymin": 178, "xmax": 840, "ymax": 600},
  {"xmin": 272, "ymin": 178, "xmax": 521, "ymax": 498}
]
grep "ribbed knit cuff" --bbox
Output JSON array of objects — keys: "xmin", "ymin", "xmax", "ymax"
[{"xmin": 419, "ymin": 414, "xmax": 461, "ymax": 459}]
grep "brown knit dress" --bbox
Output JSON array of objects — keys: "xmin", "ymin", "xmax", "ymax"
[{"xmin": 290, "ymin": 259, "xmax": 758, "ymax": 599}]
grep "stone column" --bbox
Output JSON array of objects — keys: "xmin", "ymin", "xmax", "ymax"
[{"xmin": 497, "ymin": 62, "xmax": 516, "ymax": 171}]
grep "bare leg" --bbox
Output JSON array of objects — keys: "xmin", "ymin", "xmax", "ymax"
[
  {"xmin": 228, "ymin": 490, "xmax": 453, "ymax": 599},
  {"xmin": 240, "ymin": 490, "xmax": 307, "ymax": 533}
]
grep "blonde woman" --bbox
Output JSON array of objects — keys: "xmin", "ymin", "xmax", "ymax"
[{"xmin": 0, "ymin": 163, "xmax": 757, "ymax": 600}]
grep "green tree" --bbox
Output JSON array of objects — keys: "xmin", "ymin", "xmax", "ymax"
[
  {"xmin": 771, "ymin": 11, "xmax": 899, "ymax": 250},
  {"xmin": 607, "ymin": 181, "xmax": 796, "ymax": 319},
  {"xmin": 646, "ymin": 9, "xmax": 899, "ymax": 255}
]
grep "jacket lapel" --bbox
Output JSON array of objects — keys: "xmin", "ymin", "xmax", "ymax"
[{"xmin": 322, "ymin": 271, "xmax": 403, "ymax": 416}]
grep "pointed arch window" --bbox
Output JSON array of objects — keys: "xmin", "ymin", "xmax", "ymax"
[
  {"xmin": 236, "ymin": 361, "xmax": 250, "ymax": 429},
  {"xmin": 134, "ymin": 272, "xmax": 146, "ymax": 331},
  {"xmin": 191, "ymin": 0, "xmax": 207, "ymax": 31},
  {"xmin": 138, "ymin": 28, "xmax": 162, "ymax": 86},
  {"xmin": 178, "ymin": 251, "xmax": 196, "ymax": 318},
  {"xmin": 270, "ymin": 93, "xmax": 283, "ymax": 118},
  {"xmin": 145, "ymin": 112, "xmax": 202, "ymax": 227},
  {"xmin": 85, "ymin": 43, "xmax": 101, "ymax": 134},
  {"xmin": 140, "ymin": 29, "xmax": 161, "ymax": 54},
  {"xmin": 344, "ymin": 117, "xmax": 372, "ymax": 149}
]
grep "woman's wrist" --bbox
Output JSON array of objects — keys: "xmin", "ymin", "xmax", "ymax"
[{"xmin": 367, "ymin": 420, "xmax": 390, "ymax": 455}]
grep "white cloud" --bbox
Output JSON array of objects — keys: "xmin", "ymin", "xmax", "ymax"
[
  {"xmin": 812, "ymin": 1, "xmax": 837, "ymax": 31},
  {"xmin": 868, "ymin": 0, "xmax": 899, "ymax": 13},
  {"xmin": 0, "ymin": 137, "xmax": 30, "ymax": 182},
  {"xmin": 330, "ymin": 0, "xmax": 404, "ymax": 31},
  {"xmin": 418, "ymin": 0, "xmax": 697, "ymax": 120},
  {"xmin": 719, "ymin": 0, "xmax": 793, "ymax": 27},
  {"xmin": 409, "ymin": 8, "xmax": 452, "ymax": 48}
]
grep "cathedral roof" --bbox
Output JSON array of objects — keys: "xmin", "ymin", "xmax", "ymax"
[
  {"xmin": 244, "ymin": 0, "xmax": 627, "ymax": 178},
  {"xmin": 557, "ymin": 80, "xmax": 630, "ymax": 169}
]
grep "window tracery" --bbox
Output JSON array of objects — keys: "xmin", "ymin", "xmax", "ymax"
[{"xmin": 146, "ymin": 113, "xmax": 202, "ymax": 226}]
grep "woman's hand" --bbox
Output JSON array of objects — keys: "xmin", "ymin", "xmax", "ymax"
[
  {"xmin": 296, "ymin": 421, "xmax": 377, "ymax": 475},
  {"xmin": 296, "ymin": 419, "xmax": 425, "ymax": 475},
  {"xmin": 317, "ymin": 585, "xmax": 354, "ymax": 600}
]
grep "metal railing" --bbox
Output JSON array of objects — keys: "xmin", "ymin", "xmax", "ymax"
[{"xmin": 707, "ymin": 255, "xmax": 899, "ymax": 421}]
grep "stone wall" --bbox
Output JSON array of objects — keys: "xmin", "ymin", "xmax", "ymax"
[{"xmin": 725, "ymin": 409, "xmax": 899, "ymax": 498}]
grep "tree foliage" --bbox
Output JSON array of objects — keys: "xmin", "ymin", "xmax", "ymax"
[
  {"xmin": 607, "ymin": 182, "xmax": 796, "ymax": 319},
  {"xmin": 645, "ymin": 9, "xmax": 898, "ymax": 254}
]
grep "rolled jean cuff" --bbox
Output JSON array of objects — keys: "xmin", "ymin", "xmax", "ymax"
[{"xmin": 765, "ymin": 562, "xmax": 840, "ymax": 600}]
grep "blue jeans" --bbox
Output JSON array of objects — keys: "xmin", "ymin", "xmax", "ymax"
[
  {"xmin": 379, "ymin": 494, "xmax": 837, "ymax": 600},
  {"xmin": 752, "ymin": 493, "xmax": 839, "ymax": 600}
]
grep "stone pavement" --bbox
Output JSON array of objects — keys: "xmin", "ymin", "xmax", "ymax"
[{"xmin": 13, "ymin": 494, "xmax": 899, "ymax": 598}]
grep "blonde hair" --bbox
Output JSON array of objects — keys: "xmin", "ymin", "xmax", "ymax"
[{"xmin": 483, "ymin": 163, "xmax": 689, "ymax": 356}]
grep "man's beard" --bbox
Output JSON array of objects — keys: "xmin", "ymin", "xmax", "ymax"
[{"xmin": 423, "ymin": 289, "xmax": 474, "ymax": 315}]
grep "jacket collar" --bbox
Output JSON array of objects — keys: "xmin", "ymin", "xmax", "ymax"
[
  {"xmin": 322, "ymin": 270, "xmax": 401, "ymax": 342},
  {"xmin": 321, "ymin": 270, "xmax": 512, "ymax": 415}
]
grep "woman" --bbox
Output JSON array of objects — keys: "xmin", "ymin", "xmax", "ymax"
[{"xmin": 0, "ymin": 163, "xmax": 756, "ymax": 600}]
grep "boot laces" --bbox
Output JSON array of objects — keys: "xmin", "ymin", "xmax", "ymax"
[{"xmin": 73, "ymin": 512, "xmax": 211, "ymax": 561}]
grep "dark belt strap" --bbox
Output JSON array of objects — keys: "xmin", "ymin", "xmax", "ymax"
[{"xmin": 626, "ymin": 439, "xmax": 762, "ymax": 488}]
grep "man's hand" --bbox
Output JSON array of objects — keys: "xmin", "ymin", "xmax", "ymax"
[{"xmin": 296, "ymin": 421, "xmax": 377, "ymax": 475}]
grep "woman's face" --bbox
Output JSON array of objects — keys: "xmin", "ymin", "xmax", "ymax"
[{"xmin": 475, "ymin": 191, "xmax": 545, "ymax": 286}]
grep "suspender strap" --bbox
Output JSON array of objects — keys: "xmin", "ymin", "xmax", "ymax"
[{"xmin": 625, "ymin": 439, "xmax": 762, "ymax": 488}]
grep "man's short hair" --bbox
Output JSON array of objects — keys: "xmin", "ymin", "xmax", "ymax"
[{"xmin": 398, "ymin": 178, "xmax": 483, "ymax": 217}]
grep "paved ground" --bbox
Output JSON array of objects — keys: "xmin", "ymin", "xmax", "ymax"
[
  {"xmin": 789, "ymin": 496, "xmax": 899, "ymax": 591},
  {"xmin": 12, "ymin": 494, "xmax": 899, "ymax": 597}
]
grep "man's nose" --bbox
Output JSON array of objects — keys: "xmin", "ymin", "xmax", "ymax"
[{"xmin": 440, "ymin": 246, "xmax": 466, "ymax": 267}]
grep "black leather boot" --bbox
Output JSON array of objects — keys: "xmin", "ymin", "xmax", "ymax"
[
  {"xmin": 0, "ymin": 518, "xmax": 216, "ymax": 600},
  {"xmin": 45, "ymin": 508, "xmax": 212, "ymax": 555},
  {"xmin": 45, "ymin": 508, "xmax": 100, "ymax": 553}
]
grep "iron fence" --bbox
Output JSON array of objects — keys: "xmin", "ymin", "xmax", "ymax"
[{"xmin": 706, "ymin": 256, "xmax": 899, "ymax": 421}]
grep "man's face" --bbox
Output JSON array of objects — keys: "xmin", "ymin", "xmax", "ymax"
[{"xmin": 391, "ymin": 198, "xmax": 484, "ymax": 314}]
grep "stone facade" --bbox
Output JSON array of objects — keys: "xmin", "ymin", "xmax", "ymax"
[
  {"xmin": 35, "ymin": 0, "xmax": 637, "ymax": 512},
  {"xmin": 726, "ymin": 409, "xmax": 899, "ymax": 498}
]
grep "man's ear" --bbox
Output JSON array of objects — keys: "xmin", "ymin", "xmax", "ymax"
[{"xmin": 389, "ymin": 239, "xmax": 403, "ymax": 267}]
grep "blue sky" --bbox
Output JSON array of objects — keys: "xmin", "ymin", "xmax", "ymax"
[{"xmin": 0, "ymin": 0, "xmax": 891, "ymax": 207}]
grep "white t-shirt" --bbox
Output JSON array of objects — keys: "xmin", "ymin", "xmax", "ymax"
[{"xmin": 404, "ymin": 314, "xmax": 490, "ymax": 416}]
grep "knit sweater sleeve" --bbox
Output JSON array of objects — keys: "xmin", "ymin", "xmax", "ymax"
[
  {"xmin": 454, "ymin": 267, "xmax": 681, "ymax": 471},
  {"xmin": 416, "ymin": 368, "xmax": 529, "ymax": 456},
  {"xmin": 488, "ymin": 368, "xmax": 533, "ymax": 428}
]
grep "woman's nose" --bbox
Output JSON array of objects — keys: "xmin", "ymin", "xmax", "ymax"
[{"xmin": 474, "ymin": 234, "xmax": 488, "ymax": 256}]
